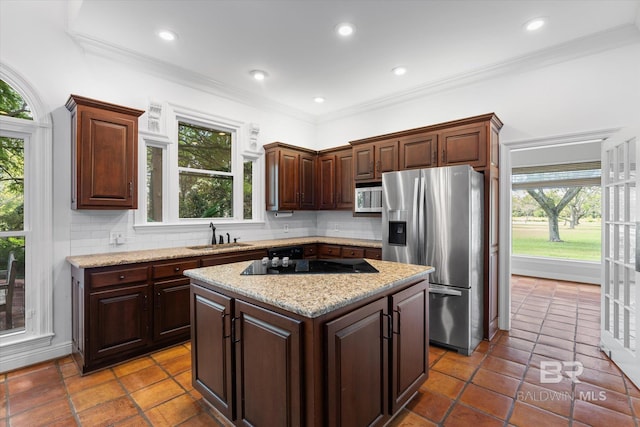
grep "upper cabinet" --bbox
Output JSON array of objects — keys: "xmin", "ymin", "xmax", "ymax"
[
  {"xmin": 264, "ymin": 142, "xmax": 316, "ymax": 211},
  {"xmin": 317, "ymin": 146, "xmax": 353, "ymax": 210},
  {"xmin": 351, "ymin": 113, "xmax": 502, "ymax": 176},
  {"xmin": 66, "ymin": 95, "xmax": 144, "ymax": 210},
  {"xmin": 352, "ymin": 139, "xmax": 399, "ymax": 182}
]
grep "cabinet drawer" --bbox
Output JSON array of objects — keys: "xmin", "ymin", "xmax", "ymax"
[
  {"xmin": 152, "ymin": 259, "xmax": 200, "ymax": 279},
  {"xmin": 318, "ymin": 244, "xmax": 341, "ymax": 258},
  {"xmin": 364, "ymin": 248, "xmax": 382, "ymax": 260},
  {"xmin": 90, "ymin": 266, "xmax": 148, "ymax": 289},
  {"xmin": 304, "ymin": 245, "xmax": 317, "ymax": 258},
  {"xmin": 341, "ymin": 247, "xmax": 365, "ymax": 258}
]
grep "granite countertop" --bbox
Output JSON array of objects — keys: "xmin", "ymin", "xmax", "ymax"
[
  {"xmin": 66, "ymin": 236, "xmax": 382, "ymax": 268},
  {"xmin": 185, "ymin": 259, "xmax": 433, "ymax": 318}
]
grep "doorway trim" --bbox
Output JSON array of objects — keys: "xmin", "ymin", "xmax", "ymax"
[{"xmin": 498, "ymin": 128, "xmax": 620, "ymax": 331}]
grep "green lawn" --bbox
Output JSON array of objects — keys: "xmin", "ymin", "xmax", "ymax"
[{"xmin": 511, "ymin": 219, "xmax": 601, "ymax": 261}]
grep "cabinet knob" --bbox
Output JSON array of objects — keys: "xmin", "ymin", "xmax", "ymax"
[
  {"xmin": 119, "ymin": 275, "xmax": 125, "ymax": 280},
  {"xmin": 175, "ymin": 267, "xmax": 180, "ymax": 272},
  {"xmin": 350, "ymin": 251, "xmax": 355, "ymax": 255}
]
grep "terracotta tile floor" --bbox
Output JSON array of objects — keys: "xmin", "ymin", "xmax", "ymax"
[{"xmin": 1, "ymin": 276, "xmax": 639, "ymax": 426}]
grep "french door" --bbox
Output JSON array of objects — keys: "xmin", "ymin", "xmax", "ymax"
[{"xmin": 601, "ymin": 127, "xmax": 639, "ymax": 388}]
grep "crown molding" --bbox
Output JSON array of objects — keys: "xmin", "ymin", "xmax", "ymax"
[
  {"xmin": 68, "ymin": 31, "xmax": 316, "ymax": 124},
  {"xmin": 316, "ymin": 24, "xmax": 640, "ymax": 124},
  {"xmin": 68, "ymin": 23, "xmax": 640, "ymax": 127}
]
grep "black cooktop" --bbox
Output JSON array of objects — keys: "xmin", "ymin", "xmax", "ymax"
[{"xmin": 241, "ymin": 258, "xmax": 379, "ymax": 275}]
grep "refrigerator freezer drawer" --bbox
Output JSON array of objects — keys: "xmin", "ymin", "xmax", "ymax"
[{"xmin": 429, "ymin": 285, "xmax": 481, "ymax": 356}]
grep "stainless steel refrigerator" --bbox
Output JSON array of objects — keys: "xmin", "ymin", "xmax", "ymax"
[{"xmin": 382, "ymin": 165, "xmax": 483, "ymax": 355}]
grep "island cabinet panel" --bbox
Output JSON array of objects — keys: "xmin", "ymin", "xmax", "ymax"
[
  {"xmin": 389, "ymin": 281, "xmax": 429, "ymax": 413},
  {"xmin": 326, "ymin": 297, "xmax": 389, "ymax": 427},
  {"xmin": 235, "ymin": 300, "xmax": 303, "ymax": 427},
  {"xmin": 89, "ymin": 284, "xmax": 150, "ymax": 361},
  {"xmin": 191, "ymin": 285, "xmax": 234, "ymax": 420}
]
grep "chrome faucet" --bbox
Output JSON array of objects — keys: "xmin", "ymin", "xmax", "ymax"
[{"xmin": 210, "ymin": 222, "xmax": 216, "ymax": 245}]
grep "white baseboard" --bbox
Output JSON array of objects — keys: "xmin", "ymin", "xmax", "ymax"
[
  {"xmin": 511, "ymin": 255, "xmax": 600, "ymax": 285},
  {"xmin": 0, "ymin": 340, "xmax": 72, "ymax": 373}
]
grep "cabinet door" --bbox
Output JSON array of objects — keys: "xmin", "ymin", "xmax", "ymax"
[
  {"xmin": 317, "ymin": 154, "xmax": 336, "ymax": 209},
  {"xmin": 300, "ymin": 153, "xmax": 317, "ymax": 209},
  {"xmin": 191, "ymin": 285, "xmax": 234, "ymax": 420},
  {"xmin": 153, "ymin": 277, "xmax": 191, "ymax": 342},
  {"xmin": 375, "ymin": 140, "xmax": 399, "ymax": 179},
  {"xmin": 235, "ymin": 300, "xmax": 302, "ymax": 426},
  {"xmin": 318, "ymin": 244, "xmax": 341, "ymax": 259},
  {"xmin": 279, "ymin": 148, "xmax": 300, "ymax": 210},
  {"xmin": 390, "ymin": 281, "xmax": 429, "ymax": 413},
  {"xmin": 326, "ymin": 297, "xmax": 388, "ymax": 427},
  {"xmin": 89, "ymin": 284, "xmax": 149, "ymax": 361},
  {"xmin": 364, "ymin": 248, "xmax": 382, "ymax": 260},
  {"xmin": 439, "ymin": 124, "xmax": 487, "ymax": 168},
  {"xmin": 399, "ymin": 133, "xmax": 438, "ymax": 170},
  {"xmin": 335, "ymin": 149, "xmax": 354, "ymax": 209},
  {"xmin": 265, "ymin": 149, "xmax": 278, "ymax": 211},
  {"xmin": 79, "ymin": 109, "xmax": 138, "ymax": 209},
  {"xmin": 353, "ymin": 143, "xmax": 375, "ymax": 181}
]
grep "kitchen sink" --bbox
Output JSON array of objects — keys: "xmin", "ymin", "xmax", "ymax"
[{"xmin": 187, "ymin": 242, "xmax": 251, "ymax": 250}]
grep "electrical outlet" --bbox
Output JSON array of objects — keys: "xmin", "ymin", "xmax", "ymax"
[
  {"xmin": 284, "ymin": 224, "xmax": 289, "ymax": 233},
  {"xmin": 110, "ymin": 232, "xmax": 125, "ymax": 245}
]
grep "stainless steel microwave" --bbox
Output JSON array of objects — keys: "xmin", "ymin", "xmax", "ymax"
[{"xmin": 355, "ymin": 186, "xmax": 383, "ymax": 213}]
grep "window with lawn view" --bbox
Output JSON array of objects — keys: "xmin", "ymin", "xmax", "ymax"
[
  {"xmin": 178, "ymin": 122, "xmax": 233, "ymax": 219},
  {"xmin": 511, "ymin": 162, "xmax": 601, "ymax": 261}
]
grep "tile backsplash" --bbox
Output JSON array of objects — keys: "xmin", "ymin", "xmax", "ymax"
[{"xmin": 69, "ymin": 210, "xmax": 381, "ymax": 256}]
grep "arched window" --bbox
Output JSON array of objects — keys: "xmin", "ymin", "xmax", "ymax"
[{"xmin": 0, "ymin": 67, "xmax": 53, "ymax": 363}]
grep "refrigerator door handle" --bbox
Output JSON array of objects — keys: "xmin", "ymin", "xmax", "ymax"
[
  {"xmin": 417, "ymin": 175, "xmax": 426, "ymax": 263},
  {"xmin": 429, "ymin": 287, "xmax": 462, "ymax": 297}
]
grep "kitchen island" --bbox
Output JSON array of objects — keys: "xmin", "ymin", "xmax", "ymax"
[{"xmin": 185, "ymin": 258, "xmax": 433, "ymax": 427}]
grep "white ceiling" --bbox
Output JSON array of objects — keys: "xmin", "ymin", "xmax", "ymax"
[{"xmin": 68, "ymin": 0, "xmax": 640, "ymax": 119}]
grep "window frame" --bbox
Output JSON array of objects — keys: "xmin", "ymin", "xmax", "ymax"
[
  {"xmin": 135, "ymin": 103, "xmax": 264, "ymax": 230},
  {"xmin": 0, "ymin": 86, "xmax": 54, "ymax": 352}
]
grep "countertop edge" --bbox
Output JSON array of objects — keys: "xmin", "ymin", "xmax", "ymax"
[{"xmin": 66, "ymin": 236, "xmax": 383, "ymax": 268}]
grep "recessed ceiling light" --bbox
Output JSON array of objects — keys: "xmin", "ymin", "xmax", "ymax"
[
  {"xmin": 157, "ymin": 30, "xmax": 177, "ymax": 41},
  {"xmin": 336, "ymin": 23, "xmax": 355, "ymax": 37},
  {"xmin": 314, "ymin": 97, "xmax": 325, "ymax": 104},
  {"xmin": 392, "ymin": 66, "xmax": 407, "ymax": 76},
  {"xmin": 524, "ymin": 18, "xmax": 546, "ymax": 32},
  {"xmin": 250, "ymin": 70, "xmax": 268, "ymax": 81}
]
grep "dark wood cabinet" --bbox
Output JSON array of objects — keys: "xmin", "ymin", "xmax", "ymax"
[
  {"xmin": 389, "ymin": 281, "xmax": 429, "ymax": 412},
  {"xmin": 326, "ymin": 297, "xmax": 389, "ymax": 427},
  {"xmin": 439, "ymin": 123, "xmax": 487, "ymax": 168},
  {"xmin": 317, "ymin": 244, "xmax": 341, "ymax": 258},
  {"xmin": 325, "ymin": 280, "xmax": 428, "ymax": 426},
  {"xmin": 65, "ymin": 95, "xmax": 144, "ymax": 210},
  {"xmin": 201, "ymin": 249, "xmax": 268, "ymax": 267},
  {"xmin": 191, "ymin": 284, "xmax": 234, "ymax": 420},
  {"xmin": 265, "ymin": 142, "xmax": 317, "ymax": 211},
  {"xmin": 88, "ymin": 284, "xmax": 150, "ymax": 361},
  {"xmin": 399, "ymin": 133, "xmax": 438, "ymax": 170},
  {"xmin": 235, "ymin": 299, "xmax": 303, "ymax": 426},
  {"xmin": 365, "ymin": 248, "xmax": 382, "ymax": 260},
  {"xmin": 353, "ymin": 139, "xmax": 399, "ymax": 182},
  {"xmin": 317, "ymin": 244, "xmax": 380, "ymax": 260},
  {"xmin": 191, "ymin": 285, "xmax": 303, "ymax": 425},
  {"xmin": 317, "ymin": 146, "xmax": 354, "ymax": 210}
]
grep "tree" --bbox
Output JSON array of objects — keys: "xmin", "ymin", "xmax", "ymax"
[
  {"xmin": 567, "ymin": 186, "xmax": 600, "ymax": 228},
  {"xmin": 0, "ymin": 80, "xmax": 32, "ymax": 119},
  {"xmin": 526, "ymin": 187, "xmax": 582, "ymax": 242}
]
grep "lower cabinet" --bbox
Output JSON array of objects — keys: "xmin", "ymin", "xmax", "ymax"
[
  {"xmin": 153, "ymin": 277, "xmax": 191, "ymax": 342},
  {"xmin": 191, "ymin": 279, "xmax": 428, "ymax": 427},
  {"xmin": 325, "ymin": 280, "xmax": 429, "ymax": 426},
  {"xmin": 191, "ymin": 285, "xmax": 303, "ymax": 426},
  {"xmin": 89, "ymin": 284, "xmax": 151, "ymax": 361}
]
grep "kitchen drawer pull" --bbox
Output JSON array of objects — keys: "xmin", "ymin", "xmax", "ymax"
[
  {"xmin": 174, "ymin": 267, "xmax": 180, "ymax": 272},
  {"xmin": 119, "ymin": 275, "xmax": 125, "ymax": 280}
]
